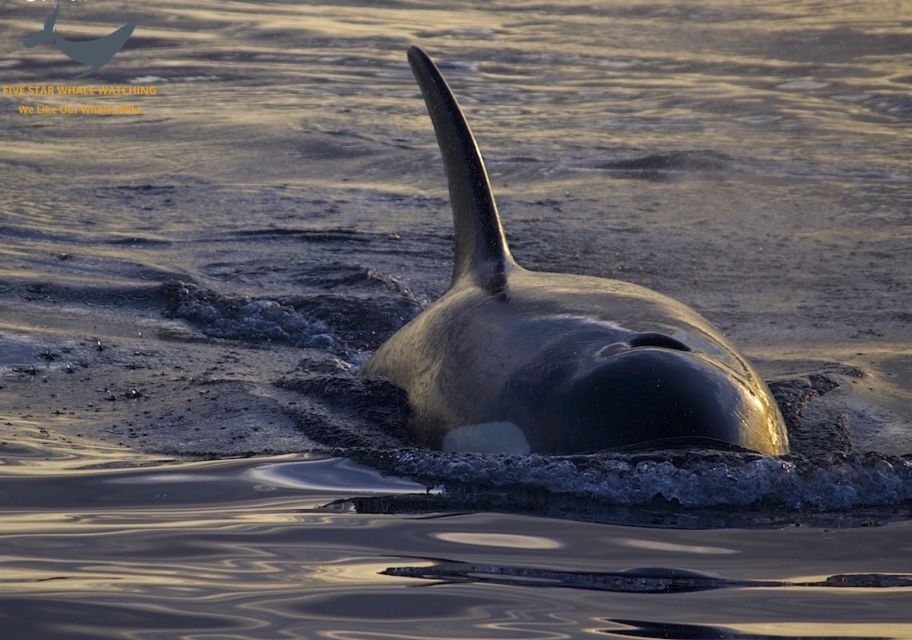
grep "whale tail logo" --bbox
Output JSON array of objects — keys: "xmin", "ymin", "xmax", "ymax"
[
  {"xmin": 22, "ymin": 2, "xmax": 60, "ymax": 48},
  {"xmin": 22, "ymin": 2, "xmax": 135, "ymax": 78}
]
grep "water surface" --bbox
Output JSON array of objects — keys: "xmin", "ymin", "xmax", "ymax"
[{"xmin": 0, "ymin": 0, "xmax": 910, "ymax": 636}]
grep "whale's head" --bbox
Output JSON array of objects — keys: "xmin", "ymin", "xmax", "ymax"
[
  {"xmin": 570, "ymin": 347, "xmax": 785, "ymax": 454},
  {"xmin": 502, "ymin": 332, "xmax": 788, "ymax": 455}
]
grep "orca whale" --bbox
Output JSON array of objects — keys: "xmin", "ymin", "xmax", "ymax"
[{"xmin": 361, "ymin": 46, "xmax": 789, "ymax": 456}]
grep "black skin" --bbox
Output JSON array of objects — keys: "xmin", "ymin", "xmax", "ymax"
[{"xmin": 361, "ymin": 47, "xmax": 788, "ymax": 456}]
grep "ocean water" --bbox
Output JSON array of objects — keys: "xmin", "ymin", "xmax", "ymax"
[{"xmin": 1, "ymin": 0, "xmax": 911, "ymax": 637}]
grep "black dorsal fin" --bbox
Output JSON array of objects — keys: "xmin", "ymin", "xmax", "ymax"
[{"xmin": 407, "ymin": 46, "xmax": 514, "ymax": 292}]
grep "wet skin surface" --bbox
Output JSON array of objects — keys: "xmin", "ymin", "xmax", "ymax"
[
  {"xmin": 367, "ymin": 266, "xmax": 787, "ymax": 454},
  {"xmin": 363, "ymin": 50, "xmax": 787, "ymax": 455}
]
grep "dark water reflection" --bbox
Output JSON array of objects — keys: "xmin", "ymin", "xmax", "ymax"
[{"xmin": 0, "ymin": 456, "xmax": 910, "ymax": 639}]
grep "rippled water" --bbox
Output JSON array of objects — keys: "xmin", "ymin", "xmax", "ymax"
[
  {"xmin": 3, "ymin": 454, "xmax": 912, "ymax": 638},
  {"xmin": 1, "ymin": 0, "xmax": 911, "ymax": 637}
]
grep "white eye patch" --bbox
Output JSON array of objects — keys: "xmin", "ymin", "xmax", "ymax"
[{"xmin": 442, "ymin": 422, "xmax": 531, "ymax": 455}]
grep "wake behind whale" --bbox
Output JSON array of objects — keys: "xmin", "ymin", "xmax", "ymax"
[{"xmin": 361, "ymin": 47, "xmax": 788, "ymax": 456}]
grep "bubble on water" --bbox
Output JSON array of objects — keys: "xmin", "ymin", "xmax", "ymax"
[{"xmin": 162, "ymin": 282, "xmax": 343, "ymax": 351}]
